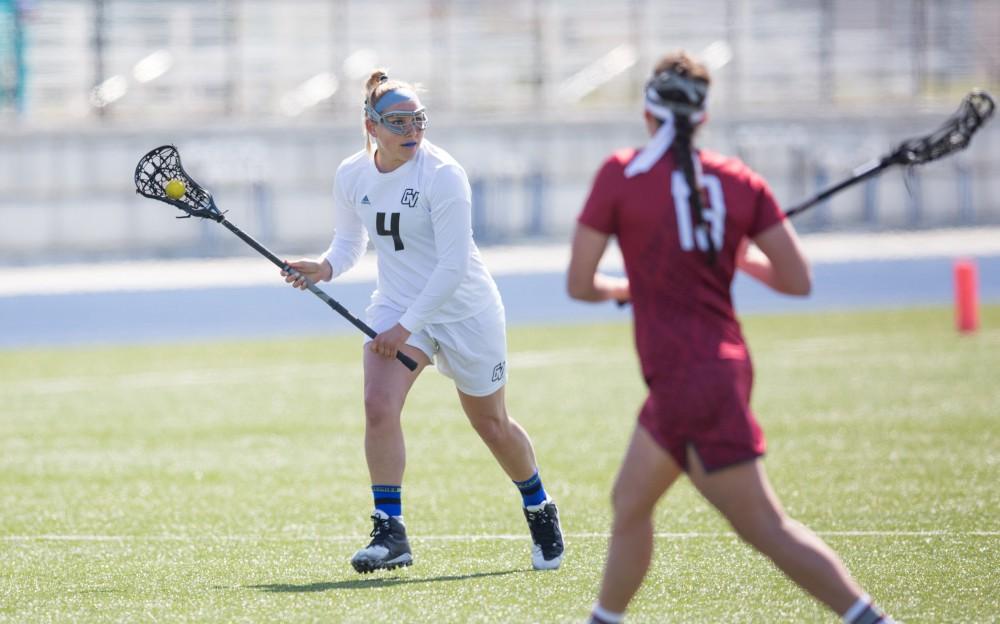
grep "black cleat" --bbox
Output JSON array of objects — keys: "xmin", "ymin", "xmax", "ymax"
[
  {"xmin": 523, "ymin": 499, "xmax": 564, "ymax": 570},
  {"xmin": 350, "ymin": 510, "xmax": 413, "ymax": 573}
]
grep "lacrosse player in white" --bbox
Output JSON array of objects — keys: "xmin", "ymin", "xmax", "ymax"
[{"xmin": 282, "ymin": 70, "xmax": 564, "ymax": 574}]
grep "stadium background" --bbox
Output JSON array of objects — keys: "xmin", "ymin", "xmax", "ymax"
[
  {"xmin": 1, "ymin": 5, "xmax": 998, "ymax": 622},
  {"xmin": 1, "ymin": 0, "xmax": 999, "ymax": 265}
]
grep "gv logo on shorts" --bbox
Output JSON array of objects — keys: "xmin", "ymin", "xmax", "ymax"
[
  {"xmin": 400, "ymin": 188, "xmax": 419, "ymax": 208},
  {"xmin": 491, "ymin": 361, "xmax": 506, "ymax": 383}
]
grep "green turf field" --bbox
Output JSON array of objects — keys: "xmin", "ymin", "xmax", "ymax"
[{"xmin": 1, "ymin": 306, "xmax": 998, "ymax": 623}]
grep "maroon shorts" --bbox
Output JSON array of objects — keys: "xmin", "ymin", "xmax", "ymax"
[{"xmin": 638, "ymin": 358, "xmax": 765, "ymax": 472}]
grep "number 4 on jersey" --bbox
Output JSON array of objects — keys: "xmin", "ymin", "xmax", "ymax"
[
  {"xmin": 671, "ymin": 171, "xmax": 726, "ymax": 252},
  {"xmin": 376, "ymin": 212, "xmax": 404, "ymax": 251}
]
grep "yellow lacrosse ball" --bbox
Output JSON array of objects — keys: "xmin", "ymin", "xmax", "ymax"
[{"xmin": 164, "ymin": 179, "xmax": 186, "ymax": 199}]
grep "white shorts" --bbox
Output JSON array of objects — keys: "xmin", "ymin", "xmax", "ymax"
[{"xmin": 366, "ymin": 303, "xmax": 508, "ymax": 397}]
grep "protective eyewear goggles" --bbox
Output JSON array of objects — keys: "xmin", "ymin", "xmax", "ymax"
[{"xmin": 367, "ymin": 107, "xmax": 429, "ymax": 135}]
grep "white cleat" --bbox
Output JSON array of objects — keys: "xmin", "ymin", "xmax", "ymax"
[
  {"xmin": 350, "ymin": 510, "xmax": 413, "ymax": 574},
  {"xmin": 523, "ymin": 499, "xmax": 564, "ymax": 570}
]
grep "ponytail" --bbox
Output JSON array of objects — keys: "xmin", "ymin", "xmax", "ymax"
[
  {"xmin": 362, "ymin": 70, "xmax": 390, "ymax": 153},
  {"xmin": 672, "ymin": 116, "xmax": 716, "ymax": 266}
]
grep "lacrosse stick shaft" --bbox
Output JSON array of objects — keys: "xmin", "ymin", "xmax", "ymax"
[
  {"xmin": 784, "ymin": 157, "xmax": 892, "ymax": 218},
  {"xmin": 786, "ymin": 90, "xmax": 994, "ymax": 219},
  {"xmin": 217, "ymin": 219, "xmax": 419, "ymax": 371}
]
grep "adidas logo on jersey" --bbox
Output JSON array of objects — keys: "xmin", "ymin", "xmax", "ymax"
[{"xmin": 361, "ymin": 195, "xmax": 371, "ymax": 205}]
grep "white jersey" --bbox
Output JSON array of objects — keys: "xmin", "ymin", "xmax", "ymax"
[{"xmin": 320, "ymin": 140, "xmax": 502, "ymax": 333}]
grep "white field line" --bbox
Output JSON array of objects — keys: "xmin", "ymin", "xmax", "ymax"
[
  {"xmin": 3, "ymin": 530, "xmax": 998, "ymax": 542},
  {"xmin": 0, "ymin": 349, "xmax": 626, "ymax": 396}
]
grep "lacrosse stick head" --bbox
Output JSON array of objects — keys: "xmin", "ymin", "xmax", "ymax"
[
  {"xmin": 134, "ymin": 145, "xmax": 224, "ymax": 221},
  {"xmin": 893, "ymin": 90, "xmax": 995, "ymax": 165}
]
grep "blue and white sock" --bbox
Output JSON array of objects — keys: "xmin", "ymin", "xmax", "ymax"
[
  {"xmin": 513, "ymin": 471, "xmax": 549, "ymax": 509},
  {"xmin": 842, "ymin": 594, "xmax": 895, "ymax": 624},
  {"xmin": 372, "ymin": 484, "xmax": 402, "ymax": 518},
  {"xmin": 589, "ymin": 604, "xmax": 624, "ymax": 624}
]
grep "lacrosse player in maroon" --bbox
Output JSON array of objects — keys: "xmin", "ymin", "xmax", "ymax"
[{"xmin": 568, "ymin": 51, "xmax": 895, "ymax": 624}]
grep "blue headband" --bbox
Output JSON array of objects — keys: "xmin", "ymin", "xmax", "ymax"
[{"xmin": 373, "ymin": 88, "xmax": 421, "ymax": 113}]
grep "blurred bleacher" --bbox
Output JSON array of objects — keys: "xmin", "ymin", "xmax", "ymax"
[{"xmin": 0, "ymin": 0, "xmax": 998, "ymax": 264}]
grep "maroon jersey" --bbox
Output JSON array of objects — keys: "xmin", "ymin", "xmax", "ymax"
[{"xmin": 578, "ymin": 147, "xmax": 784, "ymax": 383}]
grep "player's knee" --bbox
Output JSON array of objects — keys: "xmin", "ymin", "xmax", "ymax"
[
  {"xmin": 729, "ymin": 509, "xmax": 789, "ymax": 550},
  {"xmin": 468, "ymin": 412, "xmax": 509, "ymax": 445},
  {"xmin": 363, "ymin": 389, "xmax": 402, "ymax": 427},
  {"xmin": 610, "ymin": 481, "xmax": 651, "ymax": 524}
]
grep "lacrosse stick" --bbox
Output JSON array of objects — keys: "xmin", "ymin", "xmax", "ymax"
[
  {"xmin": 134, "ymin": 144, "xmax": 418, "ymax": 371},
  {"xmin": 785, "ymin": 89, "xmax": 995, "ymax": 218}
]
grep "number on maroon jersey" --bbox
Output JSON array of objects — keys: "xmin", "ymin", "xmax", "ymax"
[{"xmin": 671, "ymin": 171, "xmax": 726, "ymax": 252}]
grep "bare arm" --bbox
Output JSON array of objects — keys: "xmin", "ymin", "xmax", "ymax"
[
  {"xmin": 567, "ymin": 223, "xmax": 630, "ymax": 303},
  {"xmin": 737, "ymin": 219, "xmax": 812, "ymax": 296}
]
